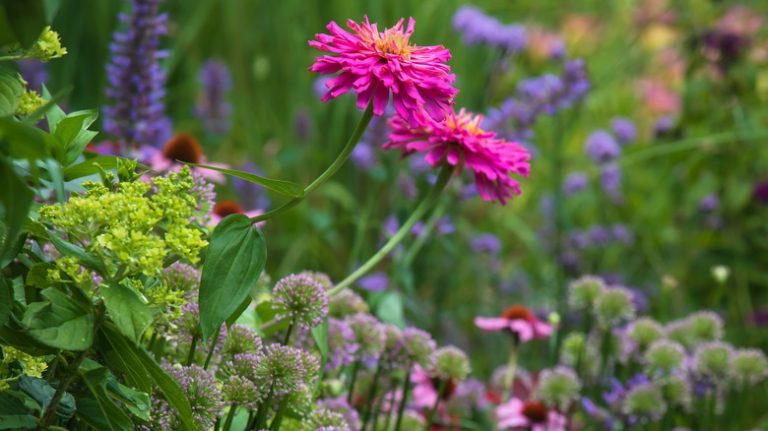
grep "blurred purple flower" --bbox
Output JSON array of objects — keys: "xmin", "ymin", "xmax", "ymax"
[
  {"xmin": 436, "ymin": 216, "xmax": 455, "ymax": 235},
  {"xmin": 611, "ymin": 117, "xmax": 637, "ymax": 145},
  {"xmin": 653, "ymin": 116, "xmax": 675, "ymax": 137},
  {"xmin": 752, "ymin": 179, "xmax": 768, "ymax": 204},
  {"xmin": 351, "ymin": 141, "xmax": 376, "ymax": 169},
  {"xmin": 17, "ymin": 59, "xmax": 47, "ymax": 91},
  {"xmin": 563, "ymin": 172, "xmax": 588, "ymax": 195},
  {"xmin": 231, "ymin": 162, "xmax": 271, "ymax": 209},
  {"xmin": 358, "ymin": 272, "xmax": 389, "ymax": 292},
  {"xmin": 195, "ymin": 59, "xmax": 232, "ymax": 135},
  {"xmin": 452, "ymin": 6, "xmax": 527, "ymax": 52},
  {"xmin": 585, "ymin": 130, "xmax": 620, "ymax": 164},
  {"xmin": 600, "ymin": 163, "xmax": 622, "ymax": 201},
  {"xmin": 470, "ymin": 234, "xmax": 501, "ymax": 254},
  {"xmin": 698, "ymin": 193, "xmax": 720, "ymax": 213}
]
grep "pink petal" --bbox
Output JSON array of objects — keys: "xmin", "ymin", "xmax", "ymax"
[{"xmin": 474, "ymin": 317, "xmax": 509, "ymax": 331}]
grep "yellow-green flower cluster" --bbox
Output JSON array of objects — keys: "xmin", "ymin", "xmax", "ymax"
[
  {"xmin": 28, "ymin": 26, "xmax": 67, "ymax": 61},
  {"xmin": 0, "ymin": 345, "xmax": 48, "ymax": 391},
  {"xmin": 39, "ymin": 167, "xmax": 209, "ymax": 295},
  {"xmin": 15, "ymin": 88, "xmax": 46, "ymax": 116}
]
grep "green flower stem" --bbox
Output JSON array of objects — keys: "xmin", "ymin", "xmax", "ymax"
[
  {"xmin": 254, "ymin": 386, "xmax": 274, "ymax": 429},
  {"xmin": 330, "ymin": 164, "xmax": 453, "ymax": 295},
  {"xmin": 222, "ymin": 404, "xmax": 238, "ymax": 431},
  {"xmin": 203, "ymin": 328, "xmax": 221, "ymax": 370},
  {"xmin": 347, "ymin": 360, "xmax": 362, "ymax": 404},
  {"xmin": 502, "ymin": 339, "xmax": 519, "ymax": 402},
  {"xmin": 282, "ymin": 321, "xmax": 295, "ymax": 345},
  {"xmin": 40, "ymin": 349, "xmax": 89, "ymax": 428},
  {"xmin": 251, "ymin": 103, "xmax": 374, "ymax": 224},
  {"xmin": 394, "ymin": 364, "xmax": 413, "ymax": 431},
  {"xmin": 369, "ymin": 379, "xmax": 389, "ymax": 431},
  {"xmin": 186, "ymin": 331, "xmax": 199, "ymax": 366},
  {"xmin": 424, "ymin": 379, "xmax": 448, "ymax": 430},
  {"xmin": 361, "ymin": 359, "xmax": 384, "ymax": 430},
  {"xmin": 267, "ymin": 403, "xmax": 287, "ymax": 431}
]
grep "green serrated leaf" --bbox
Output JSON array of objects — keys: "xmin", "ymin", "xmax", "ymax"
[
  {"xmin": 0, "ymin": 67, "xmax": 23, "ymax": 117},
  {"xmin": 22, "ymin": 287, "xmax": 93, "ymax": 350},
  {"xmin": 101, "ymin": 282, "xmax": 157, "ymax": 343},
  {"xmin": 199, "ymin": 214, "xmax": 267, "ymax": 340},
  {"xmin": 188, "ymin": 163, "xmax": 305, "ymax": 198}
]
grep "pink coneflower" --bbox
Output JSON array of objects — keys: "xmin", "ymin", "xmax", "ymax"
[
  {"xmin": 495, "ymin": 398, "xmax": 566, "ymax": 431},
  {"xmin": 385, "ymin": 108, "xmax": 530, "ymax": 204},
  {"xmin": 210, "ymin": 200, "xmax": 263, "ymax": 226},
  {"xmin": 474, "ymin": 305, "xmax": 552, "ymax": 342},
  {"xmin": 148, "ymin": 133, "xmax": 226, "ymax": 183},
  {"xmin": 309, "ymin": 16, "xmax": 457, "ymax": 124},
  {"xmin": 411, "ymin": 365, "xmax": 457, "ymax": 409}
]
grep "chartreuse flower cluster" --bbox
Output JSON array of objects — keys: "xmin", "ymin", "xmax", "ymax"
[
  {"xmin": 38, "ymin": 167, "xmax": 209, "ymax": 311},
  {"xmin": 0, "ymin": 346, "xmax": 48, "ymax": 392}
]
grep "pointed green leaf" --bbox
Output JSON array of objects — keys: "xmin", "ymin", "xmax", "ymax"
[
  {"xmin": 0, "ymin": 159, "xmax": 34, "ymax": 268},
  {"xmin": 79, "ymin": 366, "xmax": 133, "ymax": 431},
  {"xmin": 22, "ymin": 288, "xmax": 93, "ymax": 350},
  {"xmin": 199, "ymin": 214, "xmax": 267, "ymax": 340},
  {"xmin": 101, "ymin": 282, "xmax": 157, "ymax": 343},
  {"xmin": 0, "ymin": 67, "xmax": 23, "ymax": 117},
  {"xmin": 188, "ymin": 163, "xmax": 304, "ymax": 198},
  {"xmin": 46, "ymin": 232, "xmax": 106, "ymax": 274},
  {"xmin": 52, "ymin": 110, "xmax": 99, "ymax": 165}
]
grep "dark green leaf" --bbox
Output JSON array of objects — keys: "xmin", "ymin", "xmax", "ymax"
[
  {"xmin": 17, "ymin": 376, "xmax": 75, "ymax": 419},
  {"xmin": 0, "ymin": 67, "xmax": 23, "ymax": 117},
  {"xmin": 187, "ymin": 163, "xmax": 305, "ymax": 198},
  {"xmin": 24, "ymin": 263, "xmax": 52, "ymax": 289},
  {"xmin": 0, "ymin": 278, "xmax": 10, "ymax": 326},
  {"xmin": 0, "ymin": 159, "xmax": 33, "ymax": 268},
  {"xmin": 46, "ymin": 232, "xmax": 106, "ymax": 274},
  {"xmin": 107, "ymin": 380, "xmax": 150, "ymax": 421},
  {"xmin": 102, "ymin": 324, "xmax": 195, "ymax": 431},
  {"xmin": 0, "ymin": 322, "xmax": 55, "ymax": 356},
  {"xmin": 22, "ymin": 287, "xmax": 93, "ymax": 350},
  {"xmin": 79, "ymin": 366, "xmax": 133, "ymax": 431},
  {"xmin": 0, "ymin": 117, "xmax": 51, "ymax": 160},
  {"xmin": 225, "ymin": 296, "xmax": 252, "ymax": 327},
  {"xmin": 2, "ymin": 0, "xmax": 46, "ymax": 48},
  {"xmin": 101, "ymin": 282, "xmax": 157, "ymax": 343},
  {"xmin": 0, "ymin": 7, "xmax": 16, "ymax": 47},
  {"xmin": 199, "ymin": 214, "xmax": 267, "ymax": 340},
  {"xmin": 310, "ymin": 319, "xmax": 329, "ymax": 362},
  {"xmin": 62, "ymin": 155, "xmax": 117, "ymax": 181},
  {"xmin": 0, "ymin": 414, "xmax": 36, "ymax": 430}
]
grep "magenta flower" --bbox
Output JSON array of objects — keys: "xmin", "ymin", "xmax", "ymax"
[
  {"xmin": 309, "ymin": 16, "xmax": 457, "ymax": 124},
  {"xmin": 385, "ymin": 108, "xmax": 530, "ymax": 204},
  {"xmin": 474, "ymin": 305, "xmax": 552, "ymax": 342},
  {"xmin": 495, "ymin": 398, "xmax": 566, "ymax": 431}
]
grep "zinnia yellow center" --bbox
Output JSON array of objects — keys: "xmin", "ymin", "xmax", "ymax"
[{"xmin": 375, "ymin": 31, "xmax": 412, "ymax": 58}]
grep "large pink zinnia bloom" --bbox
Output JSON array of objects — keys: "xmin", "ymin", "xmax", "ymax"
[
  {"xmin": 309, "ymin": 17, "xmax": 457, "ymax": 124},
  {"xmin": 385, "ymin": 109, "xmax": 531, "ymax": 204}
]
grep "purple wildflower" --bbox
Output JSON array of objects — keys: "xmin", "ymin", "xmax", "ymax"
[
  {"xmin": 563, "ymin": 172, "xmax": 588, "ymax": 195},
  {"xmin": 470, "ymin": 233, "xmax": 501, "ymax": 254},
  {"xmin": 698, "ymin": 193, "xmax": 720, "ymax": 213},
  {"xmin": 195, "ymin": 59, "xmax": 232, "ymax": 135},
  {"xmin": 452, "ymin": 6, "xmax": 527, "ymax": 52},
  {"xmin": 103, "ymin": 0, "xmax": 171, "ymax": 150},
  {"xmin": 272, "ymin": 273, "xmax": 329, "ymax": 329},
  {"xmin": 611, "ymin": 117, "xmax": 637, "ymax": 145},
  {"xmin": 231, "ymin": 162, "xmax": 270, "ymax": 210},
  {"xmin": 326, "ymin": 318, "xmax": 359, "ymax": 373},
  {"xmin": 162, "ymin": 364, "xmax": 222, "ymax": 430},
  {"xmin": 653, "ymin": 116, "xmax": 675, "ymax": 137},
  {"xmin": 585, "ymin": 130, "xmax": 620, "ymax": 164},
  {"xmin": 600, "ymin": 163, "xmax": 622, "ymax": 201},
  {"xmin": 753, "ymin": 179, "xmax": 768, "ymax": 204},
  {"xmin": 357, "ymin": 272, "xmax": 389, "ymax": 292},
  {"xmin": 17, "ymin": 59, "xmax": 47, "ymax": 91}
]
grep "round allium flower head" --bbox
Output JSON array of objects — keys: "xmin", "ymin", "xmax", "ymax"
[
  {"xmin": 329, "ymin": 290, "xmax": 369, "ymax": 318},
  {"xmin": 730, "ymin": 348, "xmax": 768, "ymax": 386},
  {"xmin": 402, "ymin": 327, "xmax": 437, "ymax": 367},
  {"xmin": 661, "ymin": 374, "xmax": 692, "ymax": 411},
  {"xmin": 594, "ymin": 287, "xmax": 636, "ymax": 326},
  {"xmin": 693, "ymin": 341, "xmax": 734, "ymax": 382},
  {"xmin": 380, "ymin": 324, "xmax": 407, "ymax": 366},
  {"xmin": 567, "ymin": 276, "xmax": 606, "ymax": 309},
  {"xmin": 627, "ymin": 317, "xmax": 665, "ymax": 350},
  {"xmin": 221, "ymin": 353, "xmax": 263, "ymax": 409},
  {"xmin": 685, "ymin": 311, "xmax": 724, "ymax": 345},
  {"xmin": 535, "ymin": 366, "xmax": 582, "ymax": 411},
  {"xmin": 162, "ymin": 363, "xmax": 222, "ymax": 430},
  {"xmin": 560, "ymin": 332, "xmax": 588, "ymax": 366},
  {"xmin": 645, "ymin": 340, "xmax": 686, "ymax": 374},
  {"xmin": 306, "ymin": 408, "xmax": 350, "ymax": 430},
  {"xmin": 622, "ymin": 382, "xmax": 666, "ymax": 419},
  {"xmin": 346, "ymin": 313, "xmax": 386, "ymax": 362},
  {"xmin": 272, "ymin": 273, "xmax": 329, "ymax": 329},
  {"xmin": 434, "ymin": 345, "xmax": 470, "ymax": 381},
  {"xmin": 474, "ymin": 304, "xmax": 552, "ymax": 343},
  {"xmin": 309, "ymin": 16, "xmax": 457, "ymax": 124},
  {"xmin": 163, "ymin": 262, "xmax": 200, "ymax": 292},
  {"xmin": 585, "ymin": 130, "xmax": 620, "ymax": 164},
  {"xmin": 495, "ymin": 398, "xmax": 567, "ymax": 431},
  {"xmin": 610, "ymin": 117, "xmax": 637, "ymax": 145},
  {"xmin": 317, "ymin": 397, "xmax": 361, "ymax": 431},
  {"xmin": 385, "ymin": 108, "xmax": 531, "ymax": 204},
  {"xmin": 256, "ymin": 344, "xmax": 307, "ymax": 397},
  {"xmin": 221, "ymin": 324, "xmax": 262, "ymax": 359},
  {"xmin": 299, "ymin": 270, "xmax": 334, "ymax": 291},
  {"xmin": 664, "ymin": 318, "xmax": 693, "ymax": 349},
  {"xmin": 326, "ymin": 318, "xmax": 359, "ymax": 373}
]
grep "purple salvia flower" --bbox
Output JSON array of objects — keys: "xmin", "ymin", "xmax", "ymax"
[
  {"xmin": 600, "ymin": 163, "xmax": 622, "ymax": 201},
  {"xmin": 103, "ymin": 0, "xmax": 171, "ymax": 150},
  {"xmin": 195, "ymin": 59, "xmax": 232, "ymax": 135},
  {"xmin": 470, "ymin": 233, "xmax": 502, "ymax": 254},
  {"xmin": 436, "ymin": 216, "xmax": 455, "ymax": 235}
]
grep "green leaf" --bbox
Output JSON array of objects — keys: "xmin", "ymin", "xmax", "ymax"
[
  {"xmin": 101, "ymin": 282, "xmax": 157, "ymax": 343},
  {"xmin": 79, "ymin": 366, "xmax": 133, "ymax": 431},
  {"xmin": 108, "ymin": 380, "xmax": 150, "ymax": 421},
  {"xmin": 0, "ymin": 67, "xmax": 23, "ymax": 117},
  {"xmin": 0, "ymin": 117, "xmax": 51, "ymax": 160},
  {"xmin": 47, "ymin": 232, "xmax": 106, "ymax": 274},
  {"xmin": 17, "ymin": 375, "xmax": 75, "ymax": 420},
  {"xmin": 310, "ymin": 319, "xmax": 329, "ymax": 362},
  {"xmin": 199, "ymin": 214, "xmax": 267, "ymax": 340},
  {"xmin": 102, "ymin": 324, "xmax": 195, "ymax": 431},
  {"xmin": 22, "ymin": 287, "xmax": 93, "ymax": 350},
  {"xmin": 376, "ymin": 291, "xmax": 405, "ymax": 327},
  {"xmin": 2, "ymin": 0, "xmax": 46, "ymax": 48},
  {"xmin": 187, "ymin": 163, "xmax": 305, "ymax": 198},
  {"xmin": 62, "ymin": 155, "xmax": 117, "ymax": 181},
  {"xmin": 24, "ymin": 263, "xmax": 52, "ymax": 289},
  {"xmin": 41, "ymin": 86, "xmax": 65, "ymax": 132},
  {"xmin": 52, "ymin": 110, "xmax": 99, "ymax": 165},
  {"xmin": 0, "ymin": 278, "xmax": 10, "ymax": 326},
  {"xmin": 0, "ymin": 159, "xmax": 34, "ymax": 268},
  {"xmin": 225, "ymin": 296, "xmax": 252, "ymax": 327}
]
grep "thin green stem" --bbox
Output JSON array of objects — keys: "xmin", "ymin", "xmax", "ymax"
[
  {"xmin": 251, "ymin": 103, "xmax": 374, "ymax": 223},
  {"xmin": 502, "ymin": 340, "xmax": 519, "ymax": 402},
  {"xmin": 424, "ymin": 379, "xmax": 448, "ymax": 430},
  {"xmin": 40, "ymin": 349, "xmax": 88, "ymax": 428},
  {"xmin": 282, "ymin": 321, "xmax": 294, "ymax": 345},
  {"xmin": 222, "ymin": 404, "xmax": 237, "ymax": 431},
  {"xmin": 361, "ymin": 360, "xmax": 384, "ymax": 430},
  {"xmin": 186, "ymin": 331, "xmax": 199, "ymax": 366},
  {"xmin": 394, "ymin": 365, "xmax": 413, "ymax": 431},
  {"xmin": 347, "ymin": 360, "xmax": 362, "ymax": 404},
  {"xmin": 330, "ymin": 164, "xmax": 453, "ymax": 295},
  {"xmin": 268, "ymin": 403, "xmax": 287, "ymax": 431},
  {"xmin": 203, "ymin": 328, "xmax": 221, "ymax": 370}
]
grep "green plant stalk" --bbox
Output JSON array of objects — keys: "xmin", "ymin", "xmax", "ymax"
[
  {"xmin": 424, "ymin": 379, "xmax": 448, "ymax": 430},
  {"xmin": 268, "ymin": 403, "xmax": 287, "ymax": 431},
  {"xmin": 254, "ymin": 386, "xmax": 274, "ymax": 430},
  {"xmin": 250, "ymin": 103, "xmax": 374, "ymax": 223},
  {"xmin": 186, "ymin": 331, "xmax": 199, "ymax": 366},
  {"xmin": 282, "ymin": 321, "xmax": 295, "ymax": 345},
  {"xmin": 40, "ymin": 349, "xmax": 89, "ymax": 427},
  {"xmin": 369, "ymin": 378, "xmax": 389, "ymax": 431},
  {"xmin": 393, "ymin": 365, "xmax": 413, "ymax": 431},
  {"xmin": 330, "ymin": 164, "xmax": 453, "ymax": 295},
  {"xmin": 222, "ymin": 404, "xmax": 238, "ymax": 431},
  {"xmin": 361, "ymin": 359, "xmax": 384, "ymax": 430},
  {"xmin": 502, "ymin": 340, "xmax": 519, "ymax": 402},
  {"xmin": 203, "ymin": 328, "xmax": 221, "ymax": 370},
  {"xmin": 347, "ymin": 360, "xmax": 362, "ymax": 404}
]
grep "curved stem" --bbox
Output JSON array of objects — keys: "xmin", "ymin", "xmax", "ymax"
[
  {"xmin": 251, "ymin": 103, "xmax": 374, "ymax": 223},
  {"xmin": 330, "ymin": 164, "xmax": 453, "ymax": 295}
]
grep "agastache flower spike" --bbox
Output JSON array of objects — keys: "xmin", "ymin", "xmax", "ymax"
[{"xmin": 309, "ymin": 16, "xmax": 457, "ymax": 125}]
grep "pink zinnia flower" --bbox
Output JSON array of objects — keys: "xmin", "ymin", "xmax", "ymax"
[
  {"xmin": 496, "ymin": 398, "xmax": 566, "ymax": 431},
  {"xmin": 147, "ymin": 133, "xmax": 227, "ymax": 183},
  {"xmin": 385, "ymin": 109, "xmax": 530, "ymax": 204},
  {"xmin": 210, "ymin": 200, "xmax": 264, "ymax": 227},
  {"xmin": 309, "ymin": 16, "xmax": 457, "ymax": 124},
  {"xmin": 474, "ymin": 305, "xmax": 552, "ymax": 342}
]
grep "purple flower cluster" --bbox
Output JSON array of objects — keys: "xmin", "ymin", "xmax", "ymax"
[
  {"xmin": 567, "ymin": 224, "xmax": 634, "ymax": 250},
  {"xmin": 195, "ymin": 60, "xmax": 233, "ymax": 135},
  {"xmin": 452, "ymin": 5, "xmax": 527, "ymax": 52},
  {"xmin": 103, "ymin": 0, "xmax": 171, "ymax": 150}
]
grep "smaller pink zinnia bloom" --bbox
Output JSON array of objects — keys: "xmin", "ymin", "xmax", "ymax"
[
  {"xmin": 385, "ymin": 108, "xmax": 530, "ymax": 204},
  {"xmin": 496, "ymin": 398, "xmax": 566, "ymax": 431},
  {"xmin": 309, "ymin": 16, "xmax": 457, "ymax": 124},
  {"xmin": 210, "ymin": 200, "xmax": 264, "ymax": 227},
  {"xmin": 148, "ymin": 133, "xmax": 227, "ymax": 183},
  {"xmin": 474, "ymin": 305, "xmax": 552, "ymax": 343}
]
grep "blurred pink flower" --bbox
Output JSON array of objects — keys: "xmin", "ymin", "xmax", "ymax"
[
  {"xmin": 636, "ymin": 79, "xmax": 680, "ymax": 115},
  {"xmin": 496, "ymin": 398, "xmax": 566, "ymax": 431},
  {"xmin": 474, "ymin": 305, "xmax": 552, "ymax": 342},
  {"xmin": 385, "ymin": 108, "xmax": 530, "ymax": 204},
  {"xmin": 210, "ymin": 200, "xmax": 263, "ymax": 227},
  {"xmin": 147, "ymin": 133, "xmax": 227, "ymax": 183},
  {"xmin": 309, "ymin": 16, "xmax": 457, "ymax": 124},
  {"xmin": 718, "ymin": 6, "xmax": 763, "ymax": 37}
]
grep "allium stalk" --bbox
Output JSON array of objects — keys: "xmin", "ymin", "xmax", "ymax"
[{"xmin": 330, "ymin": 163, "xmax": 453, "ymax": 295}]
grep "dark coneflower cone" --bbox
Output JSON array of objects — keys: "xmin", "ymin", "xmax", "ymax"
[
  {"xmin": 521, "ymin": 400, "xmax": 549, "ymax": 423},
  {"xmin": 162, "ymin": 133, "xmax": 204, "ymax": 164}
]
